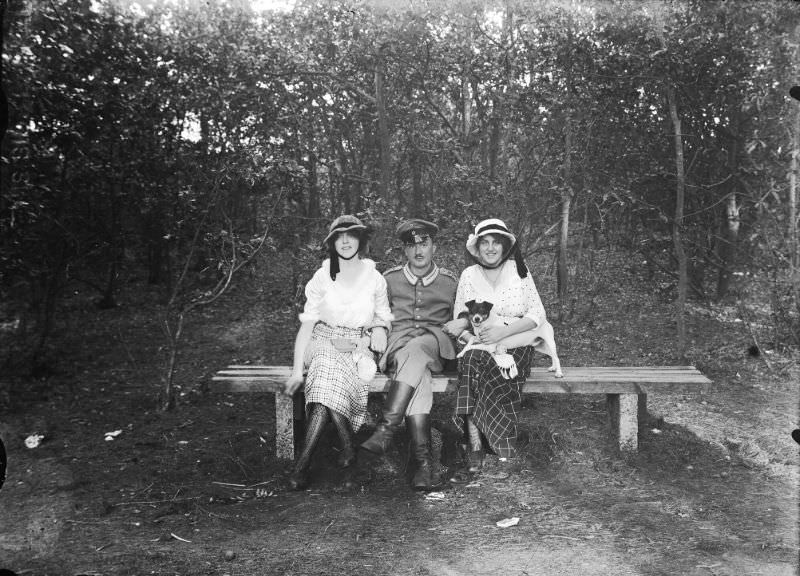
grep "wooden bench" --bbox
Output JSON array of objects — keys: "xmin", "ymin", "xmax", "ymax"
[{"xmin": 212, "ymin": 365, "xmax": 711, "ymax": 460}]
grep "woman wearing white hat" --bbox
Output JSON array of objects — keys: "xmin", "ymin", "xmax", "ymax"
[
  {"xmin": 283, "ymin": 215, "xmax": 393, "ymax": 490},
  {"xmin": 443, "ymin": 218, "xmax": 547, "ymax": 479}
]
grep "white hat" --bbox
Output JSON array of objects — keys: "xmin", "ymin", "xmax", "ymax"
[
  {"xmin": 465, "ymin": 218, "xmax": 529, "ymax": 278},
  {"xmin": 465, "ymin": 218, "xmax": 517, "ymax": 259}
]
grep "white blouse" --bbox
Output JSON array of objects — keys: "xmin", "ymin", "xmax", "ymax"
[
  {"xmin": 453, "ymin": 260, "xmax": 546, "ymax": 327},
  {"xmin": 299, "ymin": 258, "xmax": 393, "ymax": 329}
]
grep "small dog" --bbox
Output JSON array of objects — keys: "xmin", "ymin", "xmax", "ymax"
[
  {"xmin": 456, "ymin": 299, "xmax": 563, "ymax": 378},
  {"xmin": 459, "ymin": 300, "xmax": 496, "ymax": 345},
  {"xmin": 456, "ymin": 300, "xmax": 509, "ymax": 358}
]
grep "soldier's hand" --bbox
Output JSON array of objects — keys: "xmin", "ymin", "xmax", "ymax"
[{"xmin": 443, "ymin": 318, "xmax": 468, "ymax": 336}]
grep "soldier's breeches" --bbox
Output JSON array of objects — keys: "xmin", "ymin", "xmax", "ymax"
[{"xmin": 391, "ymin": 333, "xmax": 443, "ymax": 416}]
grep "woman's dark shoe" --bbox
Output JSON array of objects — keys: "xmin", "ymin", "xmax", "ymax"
[
  {"xmin": 329, "ymin": 408, "xmax": 356, "ymax": 469},
  {"xmin": 449, "ymin": 448, "xmax": 483, "ymax": 484},
  {"xmin": 288, "ymin": 468, "xmax": 310, "ymax": 491}
]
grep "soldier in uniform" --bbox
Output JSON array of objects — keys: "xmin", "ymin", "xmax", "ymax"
[{"xmin": 359, "ymin": 219, "xmax": 458, "ymax": 490}]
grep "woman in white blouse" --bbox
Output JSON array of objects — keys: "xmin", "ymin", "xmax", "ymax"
[
  {"xmin": 283, "ymin": 215, "xmax": 393, "ymax": 490},
  {"xmin": 443, "ymin": 219, "xmax": 547, "ymax": 479}
]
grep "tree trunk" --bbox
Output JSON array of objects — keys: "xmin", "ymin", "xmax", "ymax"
[
  {"xmin": 790, "ymin": 23, "xmax": 800, "ymax": 284},
  {"xmin": 715, "ymin": 109, "xmax": 742, "ymax": 301},
  {"xmin": 557, "ymin": 23, "xmax": 576, "ymax": 311},
  {"xmin": 558, "ymin": 194, "xmax": 572, "ymax": 305},
  {"xmin": 716, "ymin": 192, "xmax": 740, "ymax": 301},
  {"xmin": 308, "ymin": 151, "xmax": 320, "ymax": 220},
  {"xmin": 557, "ymin": 115, "xmax": 573, "ymax": 307},
  {"xmin": 99, "ymin": 144, "xmax": 123, "ymax": 309},
  {"xmin": 488, "ymin": 4, "xmax": 513, "ymax": 183},
  {"xmin": 654, "ymin": 5, "xmax": 688, "ymax": 357},
  {"xmin": 488, "ymin": 100, "xmax": 501, "ymax": 181},
  {"xmin": 333, "ymin": 138, "xmax": 349, "ymax": 216},
  {"xmin": 461, "ymin": 52, "xmax": 472, "ymax": 159},
  {"xmin": 374, "ymin": 47, "xmax": 391, "ymax": 203},
  {"xmin": 790, "ymin": 86, "xmax": 800, "ymax": 321},
  {"xmin": 410, "ymin": 135, "xmax": 423, "ymax": 216},
  {"xmin": 665, "ymin": 84, "xmax": 688, "ymax": 356},
  {"xmin": 161, "ymin": 312, "xmax": 183, "ymax": 412}
]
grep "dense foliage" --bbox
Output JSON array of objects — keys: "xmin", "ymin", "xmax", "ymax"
[{"xmin": 2, "ymin": 0, "xmax": 799, "ymax": 376}]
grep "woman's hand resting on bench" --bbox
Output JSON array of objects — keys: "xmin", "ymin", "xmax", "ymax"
[{"xmin": 284, "ymin": 371, "xmax": 304, "ymax": 396}]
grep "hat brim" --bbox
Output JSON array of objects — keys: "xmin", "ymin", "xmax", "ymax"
[
  {"xmin": 466, "ymin": 230, "xmax": 517, "ymax": 259},
  {"xmin": 323, "ymin": 224, "xmax": 367, "ymax": 246}
]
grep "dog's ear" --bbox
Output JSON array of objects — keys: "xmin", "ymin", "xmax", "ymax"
[
  {"xmin": 485, "ymin": 302, "xmax": 494, "ymax": 313},
  {"xmin": 465, "ymin": 299, "xmax": 476, "ymax": 309}
]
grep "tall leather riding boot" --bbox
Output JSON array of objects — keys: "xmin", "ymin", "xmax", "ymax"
[
  {"xmin": 288, "ymin": 403, "xmax": 329, "ymax": 490},
  {"xmin": 359, "ymin": 381, "xmax": 415, "ymax": 456},
  {"xmin": 406, "ymin": 413, "xmax": 437, "ymax": 491},
  {"xmin": 328, "ymin": 409, "xmax": 355, "ymax": 468}
]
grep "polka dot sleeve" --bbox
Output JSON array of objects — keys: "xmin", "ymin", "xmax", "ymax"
[{"xmin": 521, "ymin": 274, "xmax": 546, "ymax": 326}]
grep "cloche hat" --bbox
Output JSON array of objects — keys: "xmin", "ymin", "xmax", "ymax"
[
  {"xmin": 323, "ymin": 214, "xmax": 367, "ymax": 246},
  {"xmin": 465, "ymin": 218, "xmax": 528, "ymax": 278},
  {"xmin": 324, "ymin": 215, "xmax": 369, "ymax": 280}
]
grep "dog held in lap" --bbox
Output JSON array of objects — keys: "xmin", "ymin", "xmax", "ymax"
[{"xmin": 456, "ymin": 299, "xmax": 563, "ymax": 378}]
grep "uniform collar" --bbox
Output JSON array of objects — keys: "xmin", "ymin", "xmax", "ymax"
[{"xmin": 403, "ymin": 263, "xmax": 439, "ymax": 286}]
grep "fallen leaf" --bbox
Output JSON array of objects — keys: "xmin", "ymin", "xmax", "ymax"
[{"xmin": 496, "ymin": 517, "xmax": 520, "ymax": 528}]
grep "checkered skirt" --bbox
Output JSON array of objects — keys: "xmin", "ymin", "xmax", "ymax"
[
  {"xmin": 304, "ymin": 323, "xmax": 370, "ymax": 431},
  {"xmin": 453, "ymin": 345, "xmax": 534, "ymax": 459}
]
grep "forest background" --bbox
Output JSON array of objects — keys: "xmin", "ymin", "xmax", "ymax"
[
  {"xmin": 1, "ymin": 1, "xmax": 800, "ymax": 575},
  {"xmin": 2, "ymin": 0, "xmax": 800, "ymax": 403}
]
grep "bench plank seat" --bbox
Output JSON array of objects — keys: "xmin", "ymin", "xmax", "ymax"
[{"xmin": 211, "ymin": 365, "xmax": 711, "ymax": 459}]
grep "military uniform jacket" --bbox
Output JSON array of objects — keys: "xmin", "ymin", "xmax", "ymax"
[{"xmin": 379, "ymin": 263, "xmax": 458, "ymax": 371}]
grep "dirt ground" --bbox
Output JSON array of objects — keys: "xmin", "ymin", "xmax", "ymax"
[{"xmin": 0, "ymin": 256, "xmax": 798, "ymax": 576}]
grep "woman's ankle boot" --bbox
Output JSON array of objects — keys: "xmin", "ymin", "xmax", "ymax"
[
  {"xmin": 329, "ymin": 409, "xmax": 356, "ymax": 468},
  {"xmin": 288, "ymin": 403, "xmax": 329, "ymax": 490}
]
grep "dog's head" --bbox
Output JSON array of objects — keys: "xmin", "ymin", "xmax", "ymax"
[{"xmin": 464, "ymin": 299, "xmax": 494, "ymax": 329}]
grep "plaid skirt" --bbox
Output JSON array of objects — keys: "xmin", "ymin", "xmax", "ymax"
[
  {"xmin": 304, "ymin": 323, "xmax": 371, "ymax": 431},
  {"xmin": 453, "ymin": 345, "xmax": 534, "ymax": 459}
]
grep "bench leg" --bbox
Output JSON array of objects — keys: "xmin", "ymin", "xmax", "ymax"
[
  {"xmin": 638, "ymin": 394, "xmax": 648, "ymax": 423},
  {"xmin": 607, "ymin": 393, "xmax": 638, "ymax": 452},
  {"xmin": 275, "ymin": 392, "xmax": 297, "ymax": 460}
]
